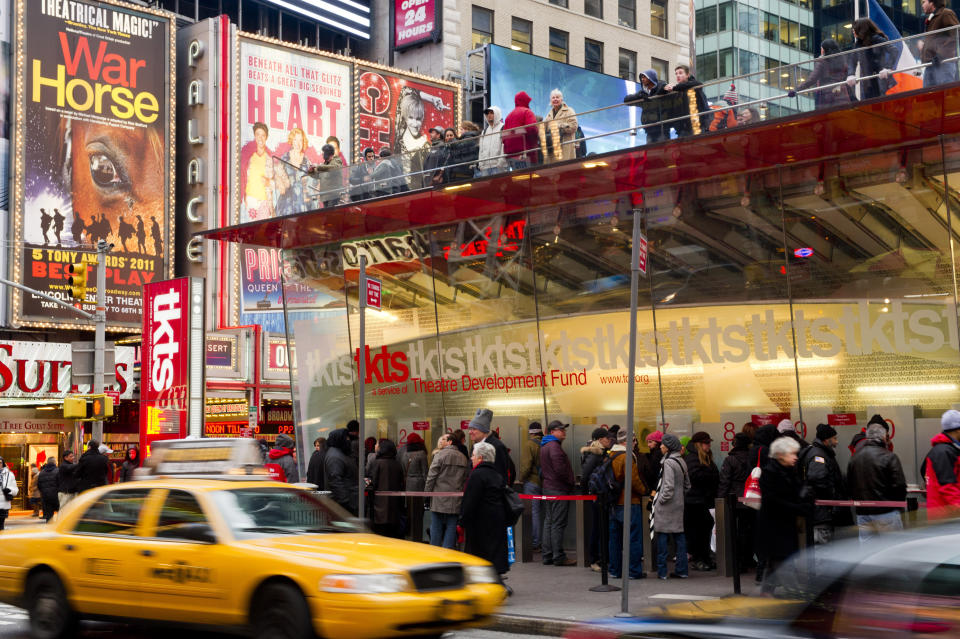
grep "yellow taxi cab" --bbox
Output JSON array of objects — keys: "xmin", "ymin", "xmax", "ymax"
[{"xmin": 0, "ymin": 439, "xmax": 506, "ymax": 639}]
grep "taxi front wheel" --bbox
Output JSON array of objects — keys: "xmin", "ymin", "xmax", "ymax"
[
  {"xmin": 25, "ymin": 572, "xmax": 78, "ymax": 639},
  {"xmin": 251, "ymin": 582, "xmax": 313, "ymax": 639}
]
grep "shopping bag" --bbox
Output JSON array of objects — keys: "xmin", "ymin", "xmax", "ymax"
[{"xmin": 743, "ymin": 456, "xmax": 762, "ymax": 510}]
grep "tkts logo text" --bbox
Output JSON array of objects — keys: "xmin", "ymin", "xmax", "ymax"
[
  {"xmin": 149, "ymin": 288, "xmax": 182, "ymax": 392},
  {"xmin": 354, "ymin": 346, "xmax": 409, "ymax": 383}
]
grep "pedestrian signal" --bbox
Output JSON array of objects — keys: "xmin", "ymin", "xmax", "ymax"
[
  {"xmin": 90, "ymin": 395, "xmax": 113, "ymax": 419},
  {"xmin": 63, "ymin": 396, "xmax": 88, "ymax": 419}
]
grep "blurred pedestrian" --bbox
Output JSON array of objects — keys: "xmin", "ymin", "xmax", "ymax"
[
  {"xmin": 920, "ymin": 0, "xmax": 960, "ymax": 88},
  {"xmin": 502, "ymin": 91, "xmax": 539, "ymax": 169},
  {"xmin": 37, "ymin": 458, "xmax": 59, "ymax": 522},
  {"xmin": 446, "ymin": 121, "xmax": 480, "ymax": 181},
  {"xmin": 924, "ymin": 409, "xmax": 960, "ymax": 519},
  {"xmin": 364, "ymin": 436, "xmax": 377, "ymax": 477},
  {"xmin": 749, "ymin": 423, "xmax": 779, "ymax": 469},
  {"xmin": 519, "ymin": 422, "xmax": 544, "ymax": 550},
  {"xmin": 425, "ymin": 433, "xmax": 469, "ymax": 548},
  {"xmin": 467, "ymin": 409, "xmax": 509, "ymax": 485},
  {"xmin": 653, "ymin": 434, "xmax": 689, "ymax": 579},
  {"xmin": 581, "ymin": 427, "xmax": 612, "ymax": 571},
  {"xmin": 637, "ymin": 430, "xmax": 664, "ymax": 493},
  {"xmin": 57, "ymin": 450, "xmax": 77, "ymax": 510},
  {"xmin": 609, "ymin": 428, "xmax": 647, "ymax": 579},
  {"xmin": 28, "ymin": 463, "xmax": 41, "ymax": 516},
  {"xmin": 120, "ymin": 447, "xmax": 140, "ymax": 482},
  {"xmin": 848, "ymin": 431, "xmax": 866, "ymax": 456},
  {"xmin": 306, "ymin": 143, "xmax": 344, "ymax": 208},
  {"xmin": 757, "ymin": 437, "xmax": 812, "ymax": 592},
  {"xmin": 0, "ymin": 457, "xmax": 19, "ymax": 530},
  {"xmin": 404, "ymin": 433, "xmax": 428, "ymax": 542},
  {"xmin": 324, "ymin": 429, "xmax": 358, "ymax": 515},
  {"xmin": 460, "ymin": 441, "xmax": 510, "ymax": 588},
  {"xmin": 540, "ymin": 421, "xmax": 576, "ymax": 566},
  {"xmin": 801, "ymin": 424, "xmax": 849, "ymax": 544},
  {"xmin": 718, "ymin": 432, "xmax": 755, "ymax": 570},
  {"xmin": 684, "ymin": 431, "xmax": 719, "ymax": 571},
  {"xmin": 307, "ymin": 437, "xmax": 326, "ymax": 489},
  {"xmin": 349, "ymin": 147, "xmax": 377, "ymax": 202},
  {"xmin": 369, "ymin": 439, "xmax": 405, "ymax": 538},
  {"xmin": 268, "ymin": 434, "xmax": 298, "ymax": 483},
  {"xmin": 75, "ymin": 440, "xmax": 109, "ymax": 493},
  {"xmin": 847, "ymin": 423, "xmax": 906, "ymax": 542}
]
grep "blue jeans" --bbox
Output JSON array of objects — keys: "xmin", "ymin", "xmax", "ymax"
[
  {"xmin": 857, "ymin": 511, "xmax": 903, "ymax": 543},
  {"xmin": 430, "ymin": 512, "xmax": 459, "ymax": 549},
  {"xmin": 924, "ymin": 62, "xmax": 959, "ymax": 88},
  {"xmin": 656, "ymin": 532, "xmax": 688, "ymax": 578},
  {"xmin": 609, "ymin": 505, "xmax": 644, "ymax": 578},
  {"xmin": 523, "ymin": 481, "xmax": 542, "ymax": 547}
]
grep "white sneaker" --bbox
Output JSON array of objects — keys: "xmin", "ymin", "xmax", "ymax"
[{"xmin": 590, "ymin": 562, "xmax": 602, "ymax": 572}]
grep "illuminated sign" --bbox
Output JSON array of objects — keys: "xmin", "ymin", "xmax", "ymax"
[
  {"xmin": 393, "ymin": 0, "xmax": 441, "ymax": 50},
  {"xmin": 257, "ymin": 0, "xmax": 370, "ymax": 39},
  {"xmin": 794, "ymin": 247, "xmax": 814, "ymax": 258}
]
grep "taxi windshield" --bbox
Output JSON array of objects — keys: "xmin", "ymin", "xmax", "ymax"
[{"xmin": 211, "ymin": 487, "xmax": 362, "ymax": 538}]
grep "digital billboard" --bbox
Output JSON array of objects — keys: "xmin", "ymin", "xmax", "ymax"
[
  {"xmin": 12, "ymin": 0, "xmax": 174, "ymax": 329},
  {"xmin": 486, "ymin": 44, "xmax": 641, "ymax": 155}
]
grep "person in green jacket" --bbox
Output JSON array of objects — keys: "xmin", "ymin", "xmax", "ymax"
[{"xmin": 519, "ymin": 422, "xmax": 543, "ymax": 550}]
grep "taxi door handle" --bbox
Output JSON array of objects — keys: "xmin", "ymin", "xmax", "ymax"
[
  {"xmin": 140, "ymin": 549, "xmax": 154, "ymax": 557},
  {"xmin": 64, "ymin": 545, "xmax": 75, "ymax": 552}
]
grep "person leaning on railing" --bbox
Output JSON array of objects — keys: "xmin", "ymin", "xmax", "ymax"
[
  {"xmin": 846, "ymin": 19, "xmax": 898, "ymax": 99},
  {"xmin": 623, "ymin": 69, "xmax": 671, "ymax": 144},
  {"xmin": 919, "ymin": 0, "xmax": 960, "ymax": 87},
  {"xmin": 446, "ymin": 121, "xmax": 481, "ymax": 182},
  {"xmin": 789, "ymin": 39, "xmax": 854, "ymax": 107},
  {"xmin": 541, "ymin": 89, "xmax": 579, "ymax": 162},
  {"xmin": 349, "ymin": 147, "xmax": 377, "ymax": 202},
  {"xmin": 664, "ymin": 64, "xmax": 710, "ymax": 136},
  {"xmin": 306, "ymin": 144, "xmax": 344, "ymax": 208}
]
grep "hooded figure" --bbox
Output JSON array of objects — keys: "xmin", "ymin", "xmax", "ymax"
[
  {"xmin": 749, "ymin": 423, "xmax": 779, "ymax": 469},
  {"xmin": 369, "ymin": 439, "xmax": 405, "ymax": 538},
  {"xmin": 624, "ymin": 69, "xmax": 673, "ymax": 144},
  {"xmin": 924, "ymin": 410, "xmax": 960, "ymax": 519},
  {"xmin": 502, "ymin": 91, "xmax": 539, "ymax": 166},
  {"xmin": 37, "ymin": 459, "xmax": 59, "ymax": 521},
  {"xmin": 324, "ymin": 429, "xmax": 358, "ymax": 515},
  {"xmin": 268, "ymin": 434, "xmax": 298, "ymax": 483},
  {"xmin": 653, "ymin": 434, "xmax": 690, "ymax": 579},
  {"xmin": 120, "ymin": 446, "xmax": 140, "ymax": 482},
  {"xmin": 477, "ymin": 106, "xmax": 507, "ymax": 174}
]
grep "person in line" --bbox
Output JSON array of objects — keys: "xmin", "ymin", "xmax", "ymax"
[
  {"xmin": 502, "ymin": 91, "xmax": 540, "ymax": 170},
  {"xmin": 307, "ymin": 436, "xmax": 327, "ymax": 489},
  {"xmin": 541, "ymin": 89, "xmax": 579, "ymax": 163},
  {"xmin": 924, "ymin": 409, "xmax": 960, "ymax": 519},
  {"xmin": 637, "ymin": 430, "xmax": 664, "ymax": 493},
  {"xmin": 307, "ymin": 144, "xmax": 344, "ymax": 208},
  {"xmin": 368, "ymin": 438, "xmax": 405, "ymax": 538},
  {"xmin": 683, "ymin": 431, "xmax": 719, "ymax": 571},
  {"xmin": 403, "ymin": 433, "xmax": 428, "ymax": 542},
  {"xmin": 451, "ymin": 429, "xmax": 470, "ymax": 460},
  {"xmin": 56, "ymin": 450, "xmax": 78, "ymax": 510},
  {"xmin": 777, "ymin": 419, "xmax": 809, "ymax": 449},
  {"xmin": 653, "ymin": 434, "xmax": 689, "ymax": 579},
  {"xmin": 349, "ymin": 147, "xmax": 378, "ymax": 202},
  {"xmin": 268, "ymin": 434, "xmax": 298, "ymax": 483},
  {"xmin": 540, "ymin": 421, "xmax": 577, "ymax": 566},
  {"xmin": 346, "ymin": 419, "xmax": 361, "ymax": 464},
  {"xmin": 0, "ymin": 457, "xmax": 18, "ymax": 530},
  {"xmin": 624, "ymin": 69, "xmax": 671, "ymax": 144},
  {"xmin": 919, "ymin": 0, "xmax": 960, "ymax": 88},
  {"xmin": 736, "ymin": 107, "xmax": 761, "ymax": 127},
  {"xmin": 757, "ymin": 437, "xmax": 812, "ymax": 592},
  {"xmin": 789, "ymin": 39, "xmax": 854, "ymax": 107},
  {"xmin": 477, "ymin": 106, "xmax": 507, "ymax": 176},
  {"xmin": 364, "ymin": 436, "xmax": 378, "ymax": 477},
  {"xmin": 429, "ymin": 126, "xmax": 444, "ymax": 144},
  {"xmin": 664, "ymin": 64, "xmax": 710, "ymax": 136},
  {"xmin": 717, "ymin": 432, "xmax": 755, "ymax": 571},
  {"xmin": 120, "ymin": 447, "xmax": 140, "ymax": 482},
  {"xmin": 608, "ymin": 428, "xmax": 647, "ymax": 579},
  {"xmin": 581, "ymin": 427, "xmax": 612, "ymax": 571},
  {"xmin": 446, "ymin": 121, "xmax": 481, "ymax": 182},
  {"xmin": 848, "ymin": 431, "xmax": 867, "ymax": 457},
  {"xmin": 324, "ymin": 429, "xmax": 358, "ymax": 515},
  {"xmin": 372, "ymin": 148, "xmax": 408, "ymax": 196},
  {"xmin": 518, "ymin": 422, "xmax": 544, "ymax": 550},
  {"xmin": 801, "ymin": 424, "xmax": 848, "ymax": 545},
  {"xmin": 741, "ymin": 422, "xmax": 758, "ymax": 442},
  {"xmin": 425, "ymin": 433, "xmax": 470, "ymax": 548},
  {"xmin": 75, "ymin": 440, "xmax": 109, "ymax": 493},
  {"xmin": 37, "ymin": 458, "xmax": 59, "ymax": 522},
  {"xmin": 460, "ymin": 441, "xmax": 510, "ymax": 592},
  {"xmin": 708, "ymin": 83, "xmax": 740, "ymax": 131},
  {"xmin": 28, "ymin": 462, "xmax": 41, "ymax": 517},
  {"xmin": 749, "ymin": 423, "xmax": 779, "ymax": 469},
  {"xmin": 846, "ymin": 18, "xmax": 898, "ymax": 100},
  {"xmin": 847, "ymin": 423, "xmax": 907, "ymax": 542},
  {"xmin": 466, "ymin": 409, "xmax": 510, "ymax": 485}
]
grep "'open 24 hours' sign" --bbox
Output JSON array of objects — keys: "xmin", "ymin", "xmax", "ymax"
[{"xmin": 393, "ymin": 0, "xmax": 441, "ymax": 50}]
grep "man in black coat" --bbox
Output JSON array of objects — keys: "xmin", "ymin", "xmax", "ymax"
[
  {"xmin": 683, "ymin": 431, "xmax": 720, "ymax": 571},
  {"xmin": 307, "ymin": 436, "xmax": 326, "ymax": 489},
  {"xmin": 466, "ymin": 408, "xmax": 510, "ymax": 486},
  {"xmin": 36, "ymin": 459, "xmax": 59, "ymax": 522},
  {"xmin": 75, "ymin": 440, "xmax": 109, "ymax": 493},
  {"xmin": 56, "ymin": 450, "xmax": 78, "ymax": 509},
  {"xmin": 718, "ymin": 432, "xmax": 755, "ymax": 570},
  {"xmin": 460, "ymin": 441, "xmax": 509, "ymax": 578},
  {"xmin": 324, "ymin": 429, "xmax": 358, "ymax": 515},
  {"xmin": 664, "ymin": 64, "xmax": 711, "ymax": 136},
  {"xmin": 623, "ymin": 69, "xmax": 675, "ymax": 144},
  {"xmin": 801, "ymin": 424, "xmax": 848, "ymax": 544},
  {"xmin": 847, "ymin": 423, "xmax": 906, "ymax": 542}
]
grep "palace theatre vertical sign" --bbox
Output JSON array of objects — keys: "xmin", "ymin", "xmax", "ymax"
[{"xmin": 140, "ymin": 277, "xmax": 205, "ymax": 456}]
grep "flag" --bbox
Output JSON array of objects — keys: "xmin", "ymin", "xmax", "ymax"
[{"xmin": 869, "ymin": 0, "xmax": 923, "ymax": 93}]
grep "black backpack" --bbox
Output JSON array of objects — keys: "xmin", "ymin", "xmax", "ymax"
[
  {"xmin": 575, "ymin": 126, "xmax": 587, "ymax": 158},
  {"xmin": 587, "ymin": 451, "xmax": 625, "ymax": 500}
]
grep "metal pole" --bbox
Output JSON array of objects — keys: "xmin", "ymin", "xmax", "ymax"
[
  {"xmin": 92, "ymin": 241, "xmax": 108, "ymax": 443},
  {"xmin": 618, "ymin": 212, "xmax": 642, "ymax": 616},
  {"xmin": 357, "ymin": 255, "xmax": 367, "ymax": 521}
]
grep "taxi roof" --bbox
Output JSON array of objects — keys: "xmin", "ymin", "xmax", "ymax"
[{"xmin": 121, "ymin": 477, "xmax": 297, "ymax": 492}]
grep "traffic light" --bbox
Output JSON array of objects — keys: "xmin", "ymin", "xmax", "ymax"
[
  {"xmin": 63, "ymin": 396, "xmax": 88, "ymax": 419},
  {"xmin": 67, "ymin": 262, "xmax": 88, "ymax": 301},
  {"xmin": 62, "ymin": 394, "xmax": 113, "ymax": 420},
  {"xmin": 90, "ymin": 395, "xmax": 113, "ymax": 419}
]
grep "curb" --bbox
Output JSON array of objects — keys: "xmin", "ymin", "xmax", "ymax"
[{"xmin": 486, "ymin": 613, "xmax": 577, "ymax": 636}]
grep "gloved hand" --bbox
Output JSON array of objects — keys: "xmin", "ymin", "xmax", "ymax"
[
  {"xmin": 932, "ymin": 53, "xmax": 942, "ymax": 66},
  {"xmin": 846, "ymin": 75, "xmax": 858, "ymax": 86},
  {"xmin": 879, "ymin": 68, "xmax": 891, "ymax": 79},
  {"xmin": 787, "ymin": 90, "xmax": 797, "ymax": 98},
  {"xmin": 423, "ymin": 498, "xmax": 431, "ymax": 511}
]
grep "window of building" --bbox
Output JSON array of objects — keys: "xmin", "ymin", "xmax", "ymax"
[
  {"xmin": 511, "ymin": 17, "xmax": 532, "ymax": 53},
  {"xmin": 550, "ymin": 0, "xmax": 569, "ymax": 7},
  {"xmin": 651, "ymin": 57, "xmax": 669, "ymax": 82},
  {"xmin": 719, "ymin": 47, "xmax": 735, "ymax": 77},
  {"xmin": 800, "ymin": 24, "xmax": 816, "ymax": 53},
  {"xmin": 74, "ymin": 489, "xmax": 150, "ymax": 535},
  {"xmin": 585, "ymin": 39, "xmax": 604, "ymax": 72},
  {"xmin": 763, "ymin": 56, "xmax": 780, "ymax": 86},
  {"xmin": 549, "ymin": 28, "xmax": 569, "ymax": 63},
  {"xmin": 696, "ymin": 52, "xmax": 718, "ymax": 81},
  {"xmin": 472, "ymin": 6, "xmax": 493, "ymax": 49},
  {"xmin": 619, "ymin": 48, "xmax": 637, "ymax": 80},
  {"xmin": 738, "ymin": 48, "xmax": 759, "ymax": 74},
  {"xmin": 585, "ymin": 0, "xmax": 604, "ymax": 19},
  {"xmin": 651, "ymin": 0, "xmax": 667, "ymax": 37},
  {"xmin": 762, "ymin": 12, "xmax": 778, "ymax": 41},
  {"xmin": 618, "ymin": 0, "xmax": 636, "ymax": 29},
  {"xmin": 696, "ymin": 7, "xmax": 718, "ymax": 35},
  {"xmin": 719, "ymin": 2, "xmax": 733, "ymax": 31},
  {"xmin": 738, "ymin": 4, "xmax": 759, "ymax": 35},
  {"xmin": 780, "ymin": 18, "xmax": 799, "ymax": 48}
]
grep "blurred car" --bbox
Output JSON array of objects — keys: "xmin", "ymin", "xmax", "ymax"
[
  {"xmin": 0, "ymin": 439, "xmax": 506, "ymax": 639},
  {"xmin": 565, "ymin": 520, "xmax": 960, "ymax": 639}
]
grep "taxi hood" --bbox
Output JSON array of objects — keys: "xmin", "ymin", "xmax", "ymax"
[{"xmin": 237, "ymin": 533, "xmax": 479, "ymax": 572}]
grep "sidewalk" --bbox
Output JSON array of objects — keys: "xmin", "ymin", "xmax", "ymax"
[{"xmin": 488, "ymin": 560, "xmax": 762, "ymax": 636}]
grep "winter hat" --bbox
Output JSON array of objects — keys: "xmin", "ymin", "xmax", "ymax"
[
  {"xmin": 733, "ymin": 432, "xmax": 751, "ymax": 450},
  {"xmin": 942, "ymin": 409, "xmax": 960, "ymax": 432},
  {"xmin": 662, "ymin": 433, "xmax": 682, "ymax": 452},
  {"xmin": 777, "ymin": 419, "xmax": 795, "ymax": 434},
  {"xmin": 275, "ymin": 434, "xmax": 295, "ymax": 449},
  {"xmin": 607, "ymin": 424, "xmax": 621, "ymax": 438},
  {"xmin": 646, "ymin": 430, "xmax": 664, "ymax": 444},
  {"xmin": 528, "ymin": 421, "xmax": 543, "ymax": 434},
  {"xmin": 468, "ymin": 408, "xmax": 493, "ymax": 433},
  {"xmin": 690, "ymin": 431, "xmax": 712, "ymax": 445},
  {"xmin": 617, "ymin": 428, "xmax": 631, "ymax": 443},
  {"xmin": 98, "ymin": 444, "xmax": 113, "ymax": 455},
  {"xmin": 591, "ymin": 427, "xmax": 610, "ymax": 441},
  {"xmin": 679, "ymin": 435, "xmax": 691, "ymax": 450},
  {"xmin": 406, "ymin": 433, "xmax": 423, "ymax": 445},
  {"xmin": 548, "ymin": 420, "xmax": 569, "ymax": 433},
  {"xmin": 867, "ymin": 414, "xmax": 889, "ymax": 431},
  {"xmin": 816, "ymin": 423, "xmax": 838, "ymax": 441}
]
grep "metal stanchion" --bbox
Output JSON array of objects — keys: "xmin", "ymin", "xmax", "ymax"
[
  {"xmin": 590, "ymin": 496, "xmax": 621, "ymax": 592},
  {"xmin": 725, "ymin": 493, "xmax": 740, "ymax": 595}
]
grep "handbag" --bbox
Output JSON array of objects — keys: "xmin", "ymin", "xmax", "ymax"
[
  {"xmin": 502, "ymin": 485, "xmax": 523, "ymax": 526},
  {"xmin": 742, "ymin": 450, "xmax": 762, "ymax": 510}
]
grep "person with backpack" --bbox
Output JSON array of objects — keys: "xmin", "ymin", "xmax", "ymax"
[
  {"xmin": 581, "ymin": 427, "xmax": 612, "ymax": 571},
  {"xmin": 801, "ymin": 424, "xmax": 848, "ymax": 545},
  {"xmin": 540, "ymin": 421, "xmax": 576, "ymax": 566},
  {"xmin": 607, "ymin": 428, "xmax": 647, "ymax": 579},
  {"xmin": 652, "ymin": 434, "xmax": 690, "ymax": 579},
  {"xmin": 718, "ymin": 432, "xmax": 755, "ymax": 571},
  {"xmin": 267, "ymin": 434, "xmax": 298, "ymax": 483}
]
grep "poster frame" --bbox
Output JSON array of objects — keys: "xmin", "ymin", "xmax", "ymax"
[{"xmin": 391, "ymin": 0, "xmax": 443, "ymax": 52}]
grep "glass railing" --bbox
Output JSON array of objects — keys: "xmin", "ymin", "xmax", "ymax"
[{"xmin": 253, "ymin": 25, "xmax": 960, "ymax": 218}]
